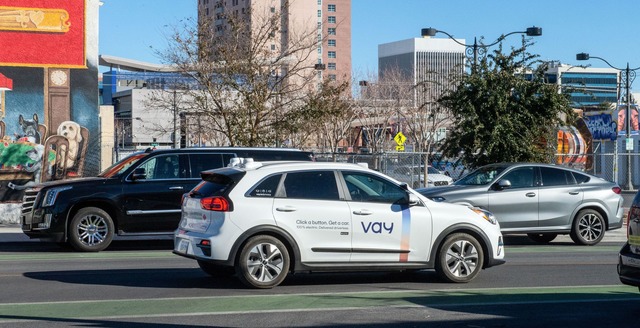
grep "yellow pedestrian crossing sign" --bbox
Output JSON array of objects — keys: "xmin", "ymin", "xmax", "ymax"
[{"xmin": 394, "ymin": 132, "xmax": 406, "ymax": 145}]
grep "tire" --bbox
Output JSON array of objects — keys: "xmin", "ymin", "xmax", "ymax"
[
  {"xmin": 570, "ymin": 209, "xmax": 605, "ymax": 246},
  {"xmin": 197, "ymin": 260, "xmax": 235, "ymax": 277},
  {"xmin": 68, "ymin": 207, "xmax": 114, "ymax": 252},
  {"xmin": 235, "ymin": 235, "xmax": 290, "ymax": 289},
  {"xmin": 527, "ymin": 233, "xmax": 558, "ymax": 244},
  {"xmin": 435, "ymin": 233, "xmax": 484, "ymax": 283}
]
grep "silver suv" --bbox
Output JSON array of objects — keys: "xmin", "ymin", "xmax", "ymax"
[
  {"xmin": 173, "ymin": 159, "xmax": 505, "ymax": 288},
  {"xmin": 418, "ymin": 163, "xmax": 624, "ymax": 245}
]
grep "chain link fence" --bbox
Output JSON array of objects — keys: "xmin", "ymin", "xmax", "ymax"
[
  {"xmin": 104, "ymin": 148, "xmax": 640, "ymax": 191},
  {"xmin": 315, "ymin": 152, "xmax": 465, "ymax": 188}
]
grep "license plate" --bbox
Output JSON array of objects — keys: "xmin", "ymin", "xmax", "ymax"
[{"xmin": 177, "ymin": 238, "xmax": 190, "ymax": 254}]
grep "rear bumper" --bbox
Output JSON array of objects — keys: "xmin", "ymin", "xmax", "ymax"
[{"xmin": 618, "ymin": 243, "xmax": 640, "ymax": 287}]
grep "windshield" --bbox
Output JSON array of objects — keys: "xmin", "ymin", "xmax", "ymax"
[
  {"xmin": 454, "ymin": 164, "xmax": 509, "ymax": 186},
  {"xmin": 98, "ymin": 153, "xmax": 149, "ymax": 178}
]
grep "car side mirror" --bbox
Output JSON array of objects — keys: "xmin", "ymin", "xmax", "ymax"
[
  {"xmin": 407, "ymin": 193, "xmax": 420, "ymax": 206},
  {"xmin": 494, "ymin": 179, "xmax": 511, "ymax": 191},
  {"xmin": 131, "ymin": 167, "xmax": 147, "ymax": 181}
]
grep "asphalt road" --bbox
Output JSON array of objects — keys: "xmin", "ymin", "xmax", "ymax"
[{"xmin": 0, "ymin": 231, "xmax": 639, "ymax": 327}]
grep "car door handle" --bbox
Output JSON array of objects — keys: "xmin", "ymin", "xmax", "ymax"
[
  {"xmin": 276, "ymin": 206, "xmax": 297, "ymax": 212},
  {"xmin": 169, "ymin": 186, "xmax": 184, "ymax": 190},
  {"xmin": 569, "ymin": 191, "xmax": 580, "ymax": 195},
  {"xmin": 353, "ymin": 210, "xmax": 373, "ymax": 215},
  {"xmin": 525, "ymin": 192, "xmax": 536, "ymax": 197}
]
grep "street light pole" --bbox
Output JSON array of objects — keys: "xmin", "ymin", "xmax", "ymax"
[
  {"xmin": 421, "ymin": 26, "xmax": 542, "ymax": 72},
  {"xmin": 577, "ymin": 53, "xmax": 640, "ymax": 190}
]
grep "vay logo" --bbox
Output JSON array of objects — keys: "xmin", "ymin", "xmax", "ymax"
[{"xmin": 361, "ymin": 221, "xmax": 394, "ymax": 234}]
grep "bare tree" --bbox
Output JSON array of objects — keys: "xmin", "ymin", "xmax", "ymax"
[
  {"xmin": 354, "ymin": 69, "xmax": 414, "ymax": 154},
  {"xmin": 155, "ymin": 2, "xmax": 328, "ymax": 147}
]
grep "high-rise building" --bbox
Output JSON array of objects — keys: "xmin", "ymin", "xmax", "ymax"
[
  {"xmin": 198, "ymin": 0, "xmax": 351, "ymax": 84},
  {"xmin": 543, "ymin": 62, "xmax": 619, "ymax": 108},
  {"xmin": 378, "ymin": 36, "xmax": 465, "ymax": 107}
]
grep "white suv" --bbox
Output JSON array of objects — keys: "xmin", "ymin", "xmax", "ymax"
[{"xmin": 173, "ymin": 159, "xmax": 505, "ymax": 288}]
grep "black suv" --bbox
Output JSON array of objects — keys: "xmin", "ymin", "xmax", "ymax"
[
  {"xmin": 619, "ymin": 191, "xmax": 640, "ymax": 290},
  {"xmin": 20, "ymin": 147, "xmax": 313, "ymax": 251}
]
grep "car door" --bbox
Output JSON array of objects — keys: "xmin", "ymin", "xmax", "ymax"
[
  {"xmin": 487, "ymin": 166, "xmax": 539, "ymax": 230},
  {"xmin": 537, "ymin": 166, "xmax": 583, "ymax": 228},
  {"xmin": 272, "ymin": 170, "xmax": 352, "ymax": 263},
  {"xmin": 120, "ymin": 154, "xmax": 197, "ymax": 233},
  {"xmin": 342, "ymin": 171, "xmax": 432, "ymax": 263}
]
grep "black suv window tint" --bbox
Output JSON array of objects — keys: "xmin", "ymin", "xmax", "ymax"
[
  {"xmin": 342, "ymin": 171, "xmax": 406, "ymax": 203},
  {"xmin": 500, "ymin": 167, "xmax": 535, "ymax": 189},
  {"xmin": 189, "ymin": 153, "xmax": 236, "ymax": 178},
  {"xmin": 540, "ymin": 167, "xmax": 572, "ymax": 186},
  {"xmin": 282, "ymin": 171, "xmax": 339, "ymax": 200},
  {"xmin": 138, "ymin": 154, "xmax": 181, "ymax": 180},
  {"xmin": 249, "ymin": 174, "xmax": 282, "ymax": 197}
]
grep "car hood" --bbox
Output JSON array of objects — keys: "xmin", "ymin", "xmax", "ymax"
[
  {"xmin": 35, "ymin": 177, "xmax": 109, "ymax": 189},
  {"xmin": 427, "ymin": 173, "xmax": 452, "ymax": 182},
  {"xmin": 418, "ymin": 184, "xmax": 488, "ymax": 197}
]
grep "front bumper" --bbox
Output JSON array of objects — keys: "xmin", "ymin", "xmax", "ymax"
[{"xmin": 618, "ymin": 243, "xmax": 640, "ymax": 287}]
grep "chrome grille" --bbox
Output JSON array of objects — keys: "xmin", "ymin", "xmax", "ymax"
[
  {"xmin": 434, "ymin": 181, "xmax": 449, "ymax": 186},
  {"xmin": 21, "ymin": 189, "xmax": 39, "ymax": 214}
]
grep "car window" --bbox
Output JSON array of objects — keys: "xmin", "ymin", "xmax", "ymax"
[
  {"xmin": 456, "ymin": 165, "xmax": 508, "ymax": 185},
  {"xmin": 540, "ymin": 167, "xmax": 575, "ymax": 186},
  {"xmin": 138, "ymin": 154, "xmax": 181, "ymax": 180},
  {"xmin": 282, "ymin": 171, "xmax": 339, "ymax": 200},
  {"xmin": 249, "ymin": 174, "xmax": 282, "ymax": 197},
  {"xmin": 189, "ymin": 153, "xmax": 236, "ymax": 178},
  {"xmin": 342, "ymin": 171, "xmax": 406, "ymax": 204},
  {"xmin": 500, "ymin": 167, "xmax": 535, "ymax": 189},
  {"xmin": 572, "ymin": 172, "xmax": 590, "ymax": 184},
  {"xmin": 427, "ymin": 166, "xmax": 440, "ymax": 174}
]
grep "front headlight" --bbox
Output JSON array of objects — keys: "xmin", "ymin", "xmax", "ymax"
[
  {"xmin": 470, "ymin": 207, "xmax": 497, "ymax": 225},
  {"xmin": 428, "ymin": 196, "xmax": 446, "ymax": 202},
  {"xmin": 41, "ymin": 186, "xmax": 73, "ymax": 207}
]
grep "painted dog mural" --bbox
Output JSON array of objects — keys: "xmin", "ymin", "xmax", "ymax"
[{"xmin": 0, "ymin": 0, "xmax": 100, "ymax": 224}]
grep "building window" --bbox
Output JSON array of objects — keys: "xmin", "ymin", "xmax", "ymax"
[
  {"xmin": 271, "ymin": 6, "xmax": 276, "ymax": 13},
  {"xmin": 271, "ymin": 44, "xmax": 276, "ymax": 50},
  {"xmin": 328, "ymin": 39, "xmax": 336, "ymax": 47},
  {"xmin": 318, "ymin": 10, "xmax": 322, "ymax": 17},
  {"xmin": 328, "ymin": 63, "xmax": 336, "ymax": 70},
  {"xmin": 328, "ymin": 16, "xmax": 336, "ymax": 24},
  {"xmin": 328, "ymin": 4, "xmax": 336, "ymax": 12},
  {"xmin": 328, "ymin": 51, "xmax": 336, "ymax": 58},
  {"xmin": 328, "ymin": 74, "xmax": 337, "ymax": 81},
  {"xmin": 318, "ymin": 0, "xmax": 322, "ymax": 4},
  {"xmin": 328, "ymin": 27, "xmax": 336, "ymax": 35}
]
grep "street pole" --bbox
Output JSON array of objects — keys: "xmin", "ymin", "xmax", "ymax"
[
  {"xmin": 576, "ymin": 53, "xmax": 640, "ymax": 190},
  {"xmin": 625, "ymin": 63, "xmax": 633, "ymax": 190},
  {"xmin": 173, "ymin": 89, "xmax": 177, "ymax": 149}
]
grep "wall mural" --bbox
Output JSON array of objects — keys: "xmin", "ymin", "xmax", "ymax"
[{"xmin": 0, "ymin": 0, "xmax": 99, "ymax": 224}]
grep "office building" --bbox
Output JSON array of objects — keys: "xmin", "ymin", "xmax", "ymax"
[
  {"xmin": 378, "ymin": 36, "xmax": 465, "ymax": 108},
  {"xmin": 198, "ymin": 0, "xmax": 351, "ymax": 84},
  {"xmin": 544, "ymin": 62, "xmax": 619, "ymax": 109}
]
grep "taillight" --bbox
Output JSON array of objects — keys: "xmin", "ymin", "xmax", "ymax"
[
  {"xmin": 612, "ymin": 186, "xmax": 622, "ymax": 194},
  {"xmin": 200, "ymin": 196, "xmax": 230, "ymax": 211}
]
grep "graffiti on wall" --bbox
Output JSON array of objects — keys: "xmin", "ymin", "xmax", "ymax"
[
  {"xmin": 0, "ymin": 0, "xmax": 99, "ymax": 223},
  {"xmin": 583, "ymin": 111, "xmax": 618, "ymax": 141},
  {"xmin": 557, "ymin": 118, "xmax": 593, "ymax": 170}
]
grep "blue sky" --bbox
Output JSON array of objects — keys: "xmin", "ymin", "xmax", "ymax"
[{"xmin": 99, "ymin": 0, "xmax": 640, "ymax": 82}]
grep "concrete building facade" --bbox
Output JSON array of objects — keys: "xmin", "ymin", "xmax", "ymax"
[
  {"xmin": 198, "ymin": 0, "xmax": 351, "ymax": 84},
  {"xmin": 378, "ymin": 36, "xmax": 465, "ymax": 108}
]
